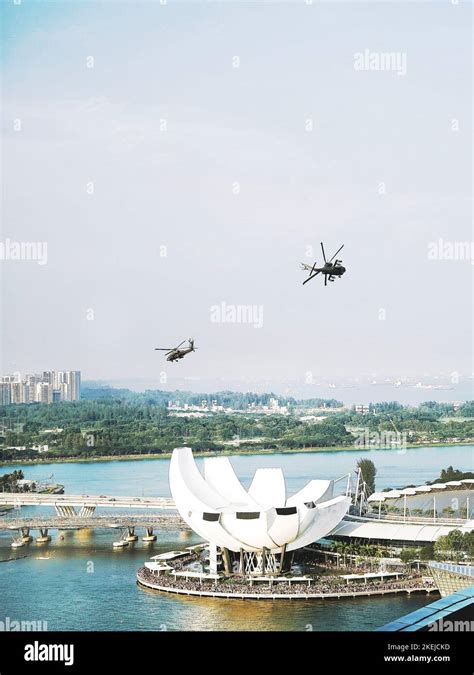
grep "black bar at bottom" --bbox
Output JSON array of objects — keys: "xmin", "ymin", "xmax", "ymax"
[{"xmin": 0, "ymin": 631, "xmax": 472, "ymax": 674}]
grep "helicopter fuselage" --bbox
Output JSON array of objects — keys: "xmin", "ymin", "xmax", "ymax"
[
  {"xmin": 167, "ymin": 349, "xmax": 191, "ymax": 362},
  {"xmin": 317, "ymin": 264, "xmax": 346, "ymax": 276}
]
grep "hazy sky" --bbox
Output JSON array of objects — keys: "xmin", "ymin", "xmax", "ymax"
[{"xmin": 1, "ymin": 1, "xmax": 472, "ymax": 394}]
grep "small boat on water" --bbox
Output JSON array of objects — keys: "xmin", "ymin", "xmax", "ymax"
[
  {"xmin": 11, "ymin": 540, "xmax": 25, "ymax": 549},
  {"xmin": 113, "ymin": 540, "xmax": 129, "ymax": 549}
]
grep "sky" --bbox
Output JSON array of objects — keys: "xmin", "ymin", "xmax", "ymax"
[{"xmin": 0, "ymin": 0, "xmax": 472, "ymax": 399}]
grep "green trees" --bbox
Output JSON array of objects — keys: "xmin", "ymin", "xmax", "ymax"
[
  {"xmin": 420, "ymin": 544, "xmax": 435, "ymax": 561},
  {"xmin": 400, "ymin": 548, "xmax": 416, "ymax": 563},
  {"xmin": 357, "ymin": 458, "xmax": 377, "ymax": 496},
  {"xmin": 0, "ymin": 391, "xmax": 472, "ymax": 460},
  {"xmin": 0, "ymin": 399, "xmax": 355, "ymax": 459},
  {"xmin": 399, "ymin": 544, "xmax": 434, "ymax": 562},
  {"xmin": 434, "ymin": 530, "xmax": 472, "ymax": 560},
  {"xmin": 437, "ymin": 466, "xmax": 474, "ymax": 483},
  {"xmin": 0, "ymin": 470, "xmax": 24, "ymax": 491}
]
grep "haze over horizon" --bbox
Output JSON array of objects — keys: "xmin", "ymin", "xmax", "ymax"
[{"xmin": 1, "ymin": 1, "xmax": 472, "ymax": 398}]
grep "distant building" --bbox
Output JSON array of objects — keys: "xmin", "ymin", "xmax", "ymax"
[
  {"xmin": 0, "ymin": 371, "xmax": 81, "ymax": 405},
  {"xmin": 31, "ymin": 443, "xmax": 49, "ymax": 454},
  {"xmin": 10, "ymin": 382, "xmax": 24, "ymax": 404},
  {"xmin": 36, "ymin": 382, "xmax": 53, "ymax": 404},
  {"xmin": 246, "ymin": 399, "xmax": 289, "ymax": 415},
  {"xmin": 0, "ymin": 383, "xmax": 12, "ymax": 406}
]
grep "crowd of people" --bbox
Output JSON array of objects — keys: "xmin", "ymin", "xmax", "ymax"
[{"xmin": 137, "ymin": 564, "xmax": 434, "ymax": 597}]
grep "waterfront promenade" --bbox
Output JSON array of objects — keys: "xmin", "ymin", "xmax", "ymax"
[{"xmin": 136, "ymin": 566, "xmax": 437, "ymax": 601}]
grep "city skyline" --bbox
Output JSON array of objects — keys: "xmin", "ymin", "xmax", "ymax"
[{"xmin": 0, "ymin": 370, "xmax": 81, "ymax": 405}]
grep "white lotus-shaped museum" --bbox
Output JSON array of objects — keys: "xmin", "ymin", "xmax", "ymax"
[{"xmin": 170, "ymin": 447, "xmax": 350, "ymax": 553}]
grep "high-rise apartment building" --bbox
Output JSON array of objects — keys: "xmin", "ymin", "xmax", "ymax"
[
  {"xmin": 0, "ymin": 383, "xmax": 12, "ymax": 406},
  {"xmin": 0, "ymin": 371, "xmax": 81, "ymax": 405}
]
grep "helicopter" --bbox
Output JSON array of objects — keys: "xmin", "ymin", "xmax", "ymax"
[
  {"xmin": 155, "ymin": 338, "xmax": 197, "ymax": 363},
  {"xmin": 301, "ymin": 242, "xmax": 346, "ymax": 287}
]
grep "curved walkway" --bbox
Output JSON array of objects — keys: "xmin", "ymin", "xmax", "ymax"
[{"xmin": 136, "ymin": 573, "xmax": 436, "ymax": 601}]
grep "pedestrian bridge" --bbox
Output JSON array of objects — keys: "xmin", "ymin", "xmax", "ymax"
[{"xmin": 0, "ymin": 492, "xmax": 176, "ymax": 518}]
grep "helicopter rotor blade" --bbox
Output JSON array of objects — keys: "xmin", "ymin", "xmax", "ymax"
[
  {"xmin": 320, "ymin": 242, "xmax": 327, "ymax": 263},
  {"xmin": 329, "ymin": 244, "xmax": 344, "ymax": 263},
  {"xmin": 324, "ymin": 274, "xmax": 328, "ymax": 286},
  {"xmin": 302, "ymin": 270, "xmax": 320, "ymax": 285},
  {"xmin": 155, "ymin": 348, "xmax": 173, "ymax": 351}
]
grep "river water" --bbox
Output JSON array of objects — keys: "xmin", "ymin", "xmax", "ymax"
[{"xmin": 0, "ymin": 445, "xmax": 472, "ymax": 631}]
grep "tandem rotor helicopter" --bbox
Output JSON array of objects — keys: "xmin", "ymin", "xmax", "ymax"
[
  {"xmin": 301, "ymin": 242, "xmax": 346, "ymax": 287},
  {"xmin": 154, "ymin": 338, "xmax": 197, "ymax": 363}
]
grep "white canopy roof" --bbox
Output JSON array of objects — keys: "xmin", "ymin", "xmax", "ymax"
[
  {"xmin": 330, "ymin": 518, "xmax": 474, "ymax": 543},
  {"xmin": 145, "ymin": 562, "xmax": 173, "ymax": 571},
  {"xmin": 341, "ymin": 572, "xmax": 400, "ymax": 580},
  {"xmin": 368, "ymin": 481, "xmax": 473, "ymax": 502},
  {"xmin": 171, "ymin": 570, "xmax": 221, "ymax": 580},
  {"xmin": 150, "ymin": 551, "xmax": 188, "ymax": 561}
]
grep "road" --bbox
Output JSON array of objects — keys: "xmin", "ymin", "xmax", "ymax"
[{"xmin": 0, "ymin": 493, "xmax": 176, "ymax": 510}]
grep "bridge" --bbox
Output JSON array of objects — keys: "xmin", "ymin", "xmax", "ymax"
[
  {"xmin": 1, "ymin": 514, "xmax": 183, "ymax": 530},
  {"xmin": 428, "ymin": 561, "xmax": 474, "ymax": 597},
  {"xmin": 0, "ymin": 492, "xmax": 176, "ymax": 518},
  {"xmin": 0, "ymin": 493, "xmax": 179, "ymax": 546}
]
